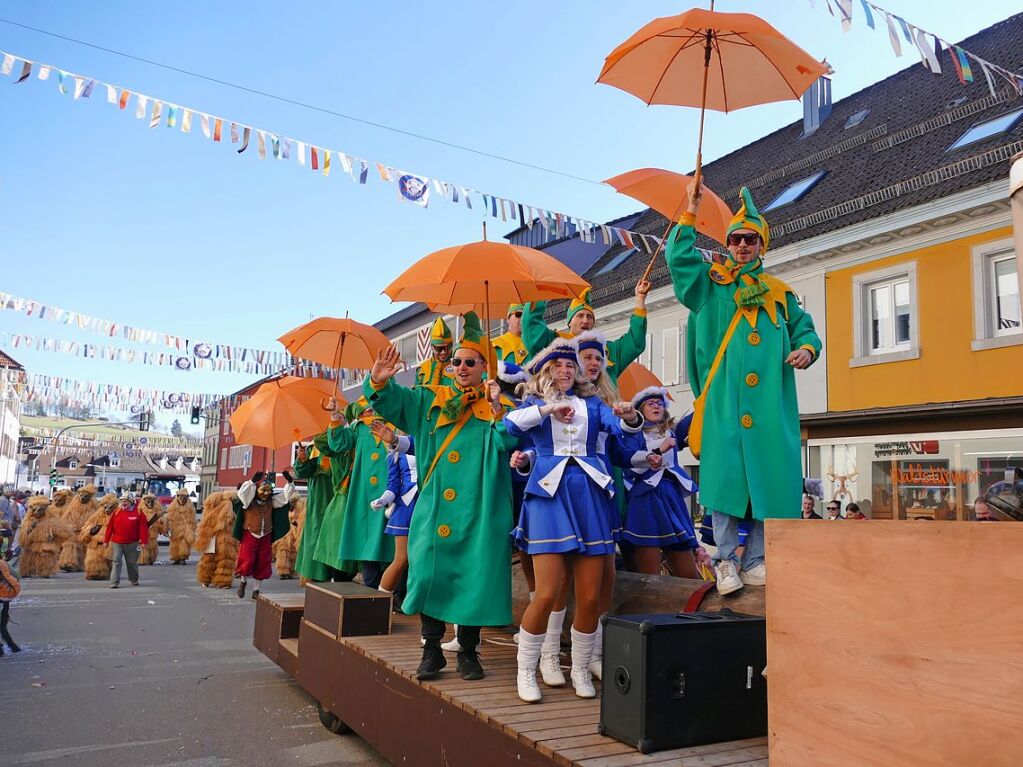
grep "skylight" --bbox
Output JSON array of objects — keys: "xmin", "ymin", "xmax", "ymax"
[
  {"xmin": 844, "ymin": 109, "xmax": 870, "ymax": 129},
  {"xmin": 763, "ymin": 171, "xmax": 827, "ymax": 212},
  {"xmin": 947, "ymin": 108, "xmax": 1023, "ymax": 151},
  {"xmin": 596, "ymin": 248, "xmax": 637, "ymax": 276}
]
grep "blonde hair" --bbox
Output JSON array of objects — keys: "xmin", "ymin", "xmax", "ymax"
[
  {"xmin": 589, "ymin": 367, "xmax": 618, "ymax": 406},
  {"xmin": 518, "ymin": 358, "xmax": 597, "ymax": 401}
]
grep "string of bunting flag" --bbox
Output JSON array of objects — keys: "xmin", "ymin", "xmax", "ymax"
[
  {"xmin": 814, "ymin": 0, "xmax": 1023, "ymax": 96},
  {"xmin": 0, "ymin": 290, "xmax": 290, "ymax": 364},
  {"xmin": 0, "ymin": 47, "xmax": 675, "ymax": 254},
  {"xmin": 1, "ymin": 331, "xmax": 335, "ymax": 377}
]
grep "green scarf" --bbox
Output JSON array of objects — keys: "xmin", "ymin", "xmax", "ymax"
[{"xmin": 734, "ymin": 259, "xmax": 770, "ymax": 308}]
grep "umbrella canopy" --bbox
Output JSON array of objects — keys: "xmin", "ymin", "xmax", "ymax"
[
  {"xmin": 229, "ymin": 376, "xmax": 344, "ymax": 450},
  {"xmin": 597, "ymin": 8, "xmax": 830, "ymax": 111},
  {"xmin": 617, "ymin": 363, "xmax": 674, "ymax": 403},
  {"xmin": 604, "ymin": 168, "xmax": 733, "ymax": 245},
  {"xmin": 383, "ymin": 239, "xmax": 589, "ymax": 310},
  {"xmin": 278, "ymin": 317, "xmax": 390, "ymax": 370}
]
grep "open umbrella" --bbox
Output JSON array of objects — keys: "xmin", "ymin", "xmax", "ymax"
[
  {"xmin": 229, "ymin": 376, "xmax": 345, "ymax": 455},
  {"xmin": 616, "ymin": 362, "xmax": 674, "ymax": 403},
  {"xmin": 278, "ymin": 317, "xmax": 390, "ymax": 408},
  {"xmin": 383, "ymin": 224, "xmax": 589, "ymax": 377},
  {"xmin": 604, "ymin": 168, "xmax": 733, "ymax": 245},
  {"xmin": 598, "ymin": 4, "xmax": 829, "ymax": 278}
]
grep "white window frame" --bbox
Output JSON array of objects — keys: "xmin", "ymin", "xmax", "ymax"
[
  {"xmin": 660, "ymin": 327, "xmax": 678, "ymax": 386},
  {"xmin": 109, "ymin": 455, "xmax": 120, "ymax": 468},
  {"xmin": 228, "ymin": 445, "xmax": 251, "ymax": 470},
  {"xmin": 639, "ymin": 332, "xmax": 654, "ymax": 370},
  {"xmin": 850, "ymin": 261, "xmax": 920, "ymax": 368},
  {"xmin": 971, "ymin": 238, "xmax": 1022, "ymax": 351},
  {"xmin": 68, "ymin": 458, "xmax": 79, "ymax": 470},
  {"xmin": 678, "ymin": 320, "xmax": 690, "ymax": 387},
  {"xmin": 219, "ymin": 448, "xmax": 228, "ymax": 470}
]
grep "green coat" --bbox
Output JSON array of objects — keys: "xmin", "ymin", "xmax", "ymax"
[
  {"xmin": 521, "ymin": 302, "xmax": 647, "ymax": 386},
  {"xmin": 294, "ymin": 435, "xmax": 340, "ymax": 581},
  {"xmin": 415, "ymin": 357, "xmax": 453, "ymax": 388},
  {"xmin": 666, "ymin": 223, "xmax": 821, "ymax": 521},
  {"xmin": 311, "ymin": 436, "xmax": 357, "ymax": 574},
  {"xmin": 364, "ymin": 377, "xmax": 516, "ymax": 626},
  {"xmin": 327, "ymin": 420, "xmax": 395, "ymax": 564}
]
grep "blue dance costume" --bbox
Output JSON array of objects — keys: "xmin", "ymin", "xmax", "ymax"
[
  {"xmin": 505, "ymin": 394, "xmax": 642, "ymax": 556},
  {"xmin": 383, "ymin": 443, "xmax": 418, "ymax": 536}
]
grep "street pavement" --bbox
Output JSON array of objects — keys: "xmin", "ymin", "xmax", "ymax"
[{"xmin": 0, "ymin": 552, "xmax": 388, "ymax": 767}]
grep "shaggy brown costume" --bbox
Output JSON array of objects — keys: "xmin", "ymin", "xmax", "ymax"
[
  {"xmin": 80, "ymin": 494, "xmax": 118, "ymax": 580},
  {"xmin": 57, "ymin": 485, "xmax": 97, "ymax": 572},
  {"xmin": 272, "ymin": 497, "xmax": 304, "ymax": 579},
  {"xmin": 194, "ymin": 491, "xmax": 238, "ymax": 588},
  {"xmin": 137, "ymin": 495, "xmax": 167, "ymax": 566},
  {"xmin": 166, "ymin": 491, "xmax": 197, "ymax": 564},
  {"xmin": 17, "ymin": 497, "xmax": 74, "ymax": 578}
]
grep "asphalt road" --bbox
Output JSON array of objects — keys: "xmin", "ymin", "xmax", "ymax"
[{"xmin": 0, "ymin": 552, "xmax": 387, "ymax": 767}]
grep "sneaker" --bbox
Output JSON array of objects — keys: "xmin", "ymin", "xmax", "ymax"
[
  {"xmin": 456, "ymin": 650, "xmax": 485, "ymax": 681},
  {"xmin": 109, "ymin": 582, "xmax": 120, "ymax": 589},
  {"xmin": 571, "ymin": 668, "xmax": 596, "ymax": 699},
  {"xmin": 237, "ymin": 581, "xmax": 247, "ymax": 599},
  {"xmin": 740, "ymin": 562, "xmax": 766, "ymax": 586},
  {"xmin": 714, "ymin": 561, "xmax": 743, "ymax": 595},
  {"xmin": 130, "ymin": 581, "xmax": 139, "ymax": 587},
  {"xmin": 512, "ymin": 630, "xmax": 520, "ymax": 645},
  {"xmin": 588, "ymin": 658, "xmax": 603, "ymax": 681},
  {"xmin": 539, "ymin": 653, "xmax": 566, "ymax": 687},
  {"xmin": 517, "ymin": 667, "xmax": 542, "ymax": 703},
  {"xmin": 441, "ymin": 637, "xmax": 463, "ymax": 653},
  {"xmin": 416, "ymin": 641, "xmax": 447, "ymax": 680}
]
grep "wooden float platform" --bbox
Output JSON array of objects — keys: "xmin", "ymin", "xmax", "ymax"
[{"xmin": 255, "ymin": 593, "xmax": 767, "ymax": 767}]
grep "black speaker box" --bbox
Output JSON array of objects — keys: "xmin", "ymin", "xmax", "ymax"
[{"xmin": 598, "ymin": 610, "xmax": 767, "ymax": 754}]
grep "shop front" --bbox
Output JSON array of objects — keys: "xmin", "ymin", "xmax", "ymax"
[{"xmin": 806, "ymin": 428, "xmax": 1023, "ymax": 520}]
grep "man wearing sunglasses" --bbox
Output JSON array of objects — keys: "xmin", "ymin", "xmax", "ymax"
[
  {"xmin": 492, "ymin": 304, "xmax": 529, "ymax": 365},
  {"xmin": 665, "ymin": 180, "xmax": 821, "ymax": 596},
  {"xmin": 521, "ymin": 280, "xmax": 650, "ymax": 387},
  {"xmin": 416, "ymin": 317, "xmax": 455, "ymax": 387},
  {"xmin": 365, "ymin": 312, "xmax": 518, "ymax": 684}
]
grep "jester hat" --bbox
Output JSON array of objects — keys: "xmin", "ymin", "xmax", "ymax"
[
  {"xmin": 727, "ymin": 187, "xmax": 770, "ymax": 252},
  {"xmin": 566, "ymin": 289, "xmax": 595, "ymax": 326},
  {"xmin": 454, "ymin": 311, "xmax": 496, "ymax": 371},
  {"xmin": 429, "ymin": 317, "xmax": 453, "ymax": 347}
]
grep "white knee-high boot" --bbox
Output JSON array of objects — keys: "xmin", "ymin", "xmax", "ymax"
[
  {"xmin": 570, "ymin": 627, "xmax": 597, "ymax": 699},
  {"xmin": 516, "ymin": 628, "xmax": 544, "ymax": 703},
  {"xmin": 539, "ymin": 609, "xmax": 566, "ymax": 687}
]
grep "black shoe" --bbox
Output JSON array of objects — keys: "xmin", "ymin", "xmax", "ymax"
[
  {"xmin": 456, "ymin": 650, "xmax": 485, "ymax": 681},
  {"xmin": 7, "ymin": 641, "xmax": 21, "ymax": 653},
  {"xmin": 237, "ymin": 581, "xmax": 246, "ymax": 599},
  {"xmin": 416, "ymin": 641, "xmax": 447, "ymax": 680},
  {"xmin": 251, "ymin": 589, "xmax": 260, "ymax": 601}
]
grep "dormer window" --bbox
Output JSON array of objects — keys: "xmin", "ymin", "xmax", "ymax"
[{"xmin": 68, "ymin": 459, "xmax": 79, "ymax": 470}]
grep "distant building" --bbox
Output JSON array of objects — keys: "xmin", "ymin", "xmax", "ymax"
[{"xmin": 0, "ymin": 350, "xmax": 25, "ymax": 488}]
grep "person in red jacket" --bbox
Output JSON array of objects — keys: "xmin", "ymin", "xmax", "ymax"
[{"xmin": 104, "ymin": 494, "xmax": 149, "ymax": 589}]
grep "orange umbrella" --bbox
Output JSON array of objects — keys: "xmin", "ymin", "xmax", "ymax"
[
  {"xmin": 229, "ymin": 376, "xmax": 345, "ymax": 451},
  {"xmin": 617, "ymin": 363, "xmax": 674, "ymax": 403},
  {"xmin": 383, "ymin": 224, "xmax": 589, "ymax": 376},
  {"xmin": 604, "ymin": 168, "xmax": 733, "ymax": 245}
]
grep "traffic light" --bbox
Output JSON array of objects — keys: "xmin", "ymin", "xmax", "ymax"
[
  {"xmin": 49, "ymin": 468, "xmax": 58, "ymax": 486},
  {"xmin": 190, "ymin": 406, "xmax": 202, "ymax": 425},
  {"xmin": 139, "ymin": 410, "xmax": 151, "ymax": 431}
]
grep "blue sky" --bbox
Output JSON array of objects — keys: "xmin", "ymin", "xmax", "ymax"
[{"xmin": 0, "ymin": 0, "xmax": 1017, "ymax": 431}]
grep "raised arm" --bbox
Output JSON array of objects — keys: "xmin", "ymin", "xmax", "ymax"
[
  {"xmin": 521, "ymin": 301, "xmax": 557, "ymax": 358},
  {"xmin": 607, "ymin": 281, "xmax": 650, "ymax": 371}
]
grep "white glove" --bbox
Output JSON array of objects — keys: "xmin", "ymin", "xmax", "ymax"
[{"xmin": 370, "ymin": 490, "xmax": 396, "ymax": 510}]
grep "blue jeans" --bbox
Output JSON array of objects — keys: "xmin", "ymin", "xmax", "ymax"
[{"xmin": 711, "ymin": 511, "xmax": 765, "ymax": 570}]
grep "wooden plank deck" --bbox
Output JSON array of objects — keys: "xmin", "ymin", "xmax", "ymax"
[{"xmin": 341, "ymin": 614, "xmax": 768, "ymax": 767}]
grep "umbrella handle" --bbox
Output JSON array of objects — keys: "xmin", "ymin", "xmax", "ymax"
[
  {"xmin": 639, "ymin": 221, "xmax": 675, "ymax": 284},
  {"xmin": 320, "ymin": 396, "xmax": 338, "ymax": 413}
]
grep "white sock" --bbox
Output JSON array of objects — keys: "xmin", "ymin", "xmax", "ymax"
[
  {"xmin": 252, "ymin": 579, "xmax": 262, "ymax": 591},
  {"xmin": 378, "ymin": 586, "xmax": 391, "ymax": 593},
  {"xmin": 570, "ymin": 627, "xmax": 597, "ymax": 674},
  {"xmin": 591, "ymin": 621, "xmax": 603, "ymax": 662},
  {"xmin": 528, "ymin": 590, "xmax": 535, "ymax": 602},
  {"xmin": 517, "ymin": 628, "xmax": 544, "ymax": 669},
  {"xmin": 541, "ymin": 609, "xmax": 566, "ymax": 656}
]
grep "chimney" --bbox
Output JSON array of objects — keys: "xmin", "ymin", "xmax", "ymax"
[{"xmin": 802, "ymin": 76, "xmax": 833, "ymax": 137}]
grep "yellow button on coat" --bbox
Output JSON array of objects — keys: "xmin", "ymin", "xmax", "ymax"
[
  {"xmin": 745, "ymin": 373, "xmax": 759, "ymax": 387},
  {"xmin": 370, "ymin": 452, "xmax": 380, "ymax": 461},
  {"xmin": 437, "ymin": 524, "xmax": 451, "ymax": 538},
  {"xmin": 447, "ymin": 450, "xmax": 461, "ymax": 464},
  {"xmin": 741, "ymin": 414, "xmax": 754, "ymax": 428},
  {"xmin": 370, "ymin": 476, "xmax": 379, "ymax": 486},
  {"xmin": 748, "ymin": 333, "xmax": 761, "ymax": 346},
  {"xmin": 443, "ymin": 488, "xmax": 457, "ymax": 501}
]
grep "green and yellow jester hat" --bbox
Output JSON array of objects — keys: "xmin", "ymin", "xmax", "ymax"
[
  {"xmin": 429, "ymin": 317, "xmax": 453, "ymax": 347},
  {"xmin": 566, "ymin": 289, "xmax": 595, "ymax": 327},
  {"xmin": 454, "ymin": 311, "xmax": 496, "ymax": 371},
  {"xmin": 507, "ymin": 303, "xmax": 524, "ymax": 316},
  {"xmin": 727, "ymin": 187, "xmax": 770, "ymax": 252}
]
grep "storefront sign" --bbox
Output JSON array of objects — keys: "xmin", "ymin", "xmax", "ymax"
[
  {"xmin": 890, "ymin": 464, "xmax": 980, "ymax": 486},
  {"xmin": 874, "ymin": 440, "xmax": 939, "ymax": 457}
]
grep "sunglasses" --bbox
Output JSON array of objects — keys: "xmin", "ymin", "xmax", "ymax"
[
  {"xmin": 511, "ymin": 312, "xmax": 523, "ymax": 318},
  {"xmin": 727, "ymin": 232, "xmax": 761, "ymax": 246},
  {"xmin": 451, "ymin": 358, "xmax": 479, "ymax": 369},
  {"xmin": 827, "ymin": 506, "xmax": 839, "ymax": 511}
]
